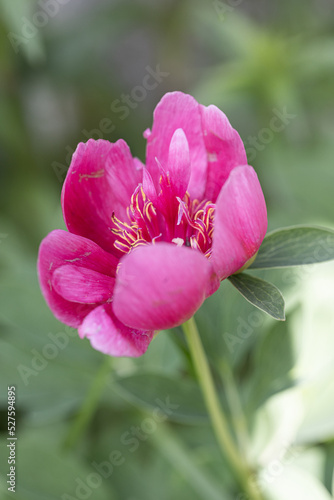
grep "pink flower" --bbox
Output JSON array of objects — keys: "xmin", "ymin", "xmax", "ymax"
[{"xmin": 38, "ymin": 92, "xmax": 267, "ymax": 357}]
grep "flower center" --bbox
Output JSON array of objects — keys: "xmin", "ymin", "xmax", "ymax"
[{"xmin": 111, "ymin": 185, "xmax": 215, "ymax": 258}]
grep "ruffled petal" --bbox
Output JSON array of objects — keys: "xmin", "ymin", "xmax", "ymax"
[
  {"xmin": 79, "ymin": 304, "xmax": 154, "ymax": 357},
  {"xmin": 37, "ymin": 230, "xmax": 118, "ymax": 327},
  {"xmin": 61, "ymin": 139, "xmax": 142, "ymax": 254},
  {"xmin": 211, "ymin": 165, "xmax": 267, "ymax": 280},
  {"xmin": 113, "ymin": 243, "xmax": 214, "ymax": 331},
  {"xmin": 200, "ymin": 104, "xmax": 247, "ymax": 202},
  {"xmin": 145, "ymin": 92, "xmax": 207, "ymax": 200},
  {"xmin": 52, "ymin": 265, "xmax": 114, "ymax": 304}
]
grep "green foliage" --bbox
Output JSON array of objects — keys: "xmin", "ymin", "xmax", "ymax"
[
  {"xmin": 115, "ymin": 372, "xmax": 208, "ymax": 424},
  {"xmin": 251, "ymin": 226, "xmax": 334, "ymax": 269},
  {"xmin": 228, "ymin": 273, "xmax": 286, "ymax": 320}
]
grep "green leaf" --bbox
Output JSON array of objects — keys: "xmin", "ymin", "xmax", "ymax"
[
  {"xmin": 152, "ymin": 425, "xmax": 231, "ymax": 500},
  {"xmin": 228, "ymin": 273, "xmax": 285, "ymax": 321},
  {"xmin": 250, "ymin": 225, "xmax": 334, "ymax": 269},
  {"xmin": 247, "ymin": 320, "xmax": 294, "ymax": 411},
  {"xmin": 114, "ymin": 372, "xmax": 208, "ymax": 424}
]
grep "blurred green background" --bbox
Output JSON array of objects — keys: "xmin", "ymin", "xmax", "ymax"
[{"xmin": 1, "ymin": 0, "xmax": 334, "ymax": 499}]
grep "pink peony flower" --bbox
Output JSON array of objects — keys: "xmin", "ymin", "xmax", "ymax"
[{"xmin": 38, "ymin": 92, "xmax": 267, "ymax": 357}]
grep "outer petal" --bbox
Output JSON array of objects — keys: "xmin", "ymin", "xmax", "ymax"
[
  {"xmin": 52, "ymin": 265, "xmax": 114, "ymax": 304},
  {"xmin": 211, "ymin": 165, "xmax": 267, "ymax": 280},
  {"xmin": 145, "ymin": 92, "xmax": 207, "ymax": 200},
  {"xmin": 200, "ymin": 105, "xmax": 247, "ymax": 202},
  {"xmin": 113, "ymin": 243, "xmax": 215, "ymax": 331},
  {"xmin": 79, "ymin": 304, "xmax": 154, "ymax": 357},
  {"xmin": 37, "ymin": 229, "xmax": 118, "ymax": 327},
  {"xmin": 61, "ymin": 139, "xmax": 142, "ymax": 254}
]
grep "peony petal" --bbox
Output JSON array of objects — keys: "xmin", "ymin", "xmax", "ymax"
[
  {"xmin": 52, "ymin": 265, "xmax": 114, "ymax": 304},
  {"xmin": 167, "ymin": 128, "xmax": 191, "ymax": 198},
  {"xmin": 79, "ymin": 304, "xmax": 154, "ymax": 357},
  {"xmin": 142, "ymin": 167, "xmax": 158, "ymax": 203},
  {"xmin": 145, "ymin": 92, "xmax": 207, "ymax": 200},
  {"xmin": 61, "ymin": 139, "xmax": 142, "ymax": 254},
  {"xmin": 133, "ymin": 157, "xmax": 145, "ymax": 172},
  {"xmin": 113, "ymin": 243, "xmax": 214, "ymax": 331},
  {"xmin": 200, "ymin": 105, "xmax": 247, "ymax": 202},
  {"xmin": 211, "ymin": 165, "xmax": 267, "ymax": 280},
  {"xmin": 37, "ymin": 230, "xmax": 118, "ymax": 327}
]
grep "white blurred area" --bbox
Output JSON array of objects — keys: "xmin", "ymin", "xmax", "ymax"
[{"xmin": 249, "ymin": 260, "xmax": 334, "ymax": 499}]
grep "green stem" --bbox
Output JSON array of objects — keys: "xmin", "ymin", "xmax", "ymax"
[
  {"xmin": 182, "ymin": 316, "xmax": 263, "ymax": 500},
  {"xmin": 63, "ymin": 356, "xmax": 112, "ymax": 450}
]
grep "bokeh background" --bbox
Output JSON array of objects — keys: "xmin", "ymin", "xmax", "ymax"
[{"xmin": 1, "ymin": 0, "xmax": 334, "ymax": 499}]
